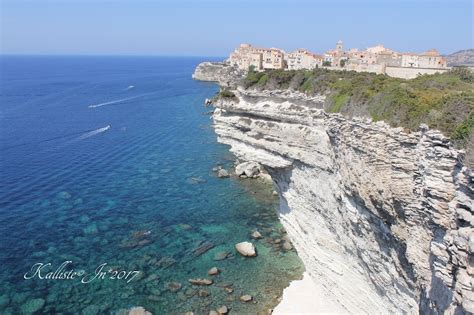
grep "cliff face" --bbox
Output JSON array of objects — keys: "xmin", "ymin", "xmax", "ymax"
[
  {"xmin": 194, "ymin": 64, "xmax": 474, "ymax": 314},
  {"xmin": 192, "ymin": 62, "xmax": 244, "ymax": 87}
]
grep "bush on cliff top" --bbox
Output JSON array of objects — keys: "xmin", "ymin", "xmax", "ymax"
[
  {"xmin": 242, "ymin": 67, "xmax": 474, "ymax": 151},
  {"xmin": 217, "ymin": 89, "xmax": 236, "ymax": 99}
]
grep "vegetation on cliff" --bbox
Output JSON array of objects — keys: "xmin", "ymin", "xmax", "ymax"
[
  {"xmin": 214, "ymin": 88, "xmax": 238, "ymax": 102},
  {"xmin": 243, "ymin": 67, "xmax": 474, "ymax": 154}
]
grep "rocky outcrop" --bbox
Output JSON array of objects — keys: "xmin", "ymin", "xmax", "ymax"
[
  {"xmin": 192, "ymin": 62, "xmax": 244, "ymax": 87},
  {"xmin": 209, "ymin": 87, "xmax": 473, "ymax": 314},
  {"xmin": 235, "ymin": 161, "xmax": 261, "ymax": 177}
]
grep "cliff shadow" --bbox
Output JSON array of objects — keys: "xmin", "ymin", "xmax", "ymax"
[{"xmin": 265, "ymin": 166, "xmax": 293, "ymax": 216}]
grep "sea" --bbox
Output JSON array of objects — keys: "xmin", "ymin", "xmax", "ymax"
[{"xmin": 0, "ymin": 56, "xmax": 303, "ymax": 314}]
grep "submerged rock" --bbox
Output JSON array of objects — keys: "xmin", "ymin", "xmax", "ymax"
[
  {"xmin": 240, "ymin": 295, "xmax": 253, "ymax": 302},
  {"xmin": 188, "ymin": 278, "xmax": 213, "ymax": 286},
  {"xmin": 83, "ymin": 223, "xmax": 98, "ymax": 235},
  {"xmin": 213, "ymin": 250, "xmax": 232, "ymax": 261},
  {"xmin": 149, "ymin": 288, "xmax": 161, "ymax": 296},
  {"xmin": 192, "ymin": 241, "xmax": 215, "ymax": 256},
  {"xmin": 57, "ymin": 191, "xmax": 72, "ymax": 199},
  {"xmin": 184, "ymin": 287, "xmax": 197, "ymax": 297},
  {"xmin": 235, "ymin": 242, "xmax": 256, "ymax": 257},
  {"xmin": 251, "ymin": 231, "xmax": 263, "ymax": 239},
  {"xmin": 165, "ymin": 282, "xmax": 182, "ymax": 292},
  {"xmin": 132, "ymin": 230, "xmax": 152, "ymax": 239},
  {"xmin": 144, "ymin": 274, "xmax": 159, "ymax": 283},
  {"xmin": 217, "ymin": 305, "xmax": 228, "ymax": 314},
  {"xmin": 208, "ymin": 267, "xmax": 219, "ymax": 276},
  {"xmin": 187, "ymin": 177, "xmax": 207, "ymax": 184},
  {"xmin": 198, "ymin": 289, "xmax": 210, "ymax": 297},
  {"xmin": 156, "ymin": 256, "xmax": 176, "ymax": 268}
]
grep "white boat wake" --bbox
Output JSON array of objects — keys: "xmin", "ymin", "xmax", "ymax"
[
  {"xmin": 88, "ymin": 95, "xmax": 144, "ymax": 108},
  {"xmin": 78, "ymin": 125, "xmax": 111, "ymax": 140}
]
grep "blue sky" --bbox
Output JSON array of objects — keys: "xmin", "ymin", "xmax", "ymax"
[{"xmin": 1, "ymin": 0, "xmax": 472, "ymax": 56}]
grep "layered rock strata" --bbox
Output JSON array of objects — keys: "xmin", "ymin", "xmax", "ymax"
[{"xmin": 194, "ymin": 63, "xmax": 474, "ymax": 314}]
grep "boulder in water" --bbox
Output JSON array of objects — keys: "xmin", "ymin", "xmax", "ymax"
[
  {"xmin": 128, "ymin": 306, "xmax": 152, "ymax": 315},
  {"xmin": 235, "ymin": 242, "xmax": 256, "ymax": 257},
  {"xmin": 166, "ymin": 281, "xmax": 182, "ymax": 292},
  {"xmin": 217, "ymin": 169, "xmax": 229, "ymax": 178},
  {"xmin": 208, "ymin": 267, "xmax": 219, "ymax": 276},
  {"xmin": 282, "ymin": 241, "xmax": 293, "ymax": 251},
  {"xmin": 251, "ymin": 231, "xmax": 263, "ymax": 239},
  {"xmin": 217, "ymin": 305, "xmax": 228, "ymax": 314},
  {"xmin": 240, "ymin": 295, "xmax": 253, "ymax": 302},
  {"xmin": 189, "ymin": 278, "xmax": 213, "ymax": 285}
]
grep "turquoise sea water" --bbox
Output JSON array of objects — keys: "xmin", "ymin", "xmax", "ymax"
[{"xmin": 0, "ymin": 56, "xmax": 303, "ymax": 314}]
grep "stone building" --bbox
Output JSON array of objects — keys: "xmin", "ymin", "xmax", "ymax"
[
  {"xmin": 418, "ymin": 49, "xmax": 447, "ymax": 68},
  {"xmin": 286, "ymin": 49, "xmax": 323, "ymax": 70},
  {"xmin": 227, "ymin": 44, "xmax": 284, "ymax": 71},
  {"xmin": 376, "ymin": 50, "xmax": 402, "ymax": 67},
  {"xmin": 261, "ymin": 48, "xmax": 285, "ymax": 70}
]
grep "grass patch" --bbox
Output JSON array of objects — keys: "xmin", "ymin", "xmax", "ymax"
[{"xmin": 329, "ymin": 93, "xmax": 349, "ymax": 113}]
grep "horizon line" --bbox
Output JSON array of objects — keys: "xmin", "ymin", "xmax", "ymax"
[{"xmin": 0, "ymin": 53, "xmax": 227, "ymax": 58}]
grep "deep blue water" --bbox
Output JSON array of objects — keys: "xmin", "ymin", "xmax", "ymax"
[{"xmin": 0, "ymin": 56, "xmax": 303, "ymax": 314}]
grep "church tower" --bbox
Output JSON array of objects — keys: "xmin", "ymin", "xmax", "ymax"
[{"xmin": 336, "ymin": 40, "xmax": 343, "ymax": 54}]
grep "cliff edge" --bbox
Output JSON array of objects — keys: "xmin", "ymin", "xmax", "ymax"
[{"xmin": 193, "ymin": 62, "xmax": 474, "ymax": 314}]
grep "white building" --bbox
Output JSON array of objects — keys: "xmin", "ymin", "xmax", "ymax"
[
  {"xmin": 401, "ymin": 53, "xmax": 420, "ymax": 68},
  {"xmin": 286, "ymin": 49, "xmax": 323, "ymax": 70}
]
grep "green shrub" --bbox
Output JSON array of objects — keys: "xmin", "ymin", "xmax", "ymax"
[
  {"xmin": 329, "ymin": 93, "xmax": 349, "ymax": 112},
  {"xmin": 219, "ymin": 89, "xmax": 236, "ymax": 98},
  {"xmin": 448, "ymin": 67, "xmax": 474, "ymax": 83},
  {"xmin": 257, "ymin": 74, "xmax": 268, "ymax": 86}
]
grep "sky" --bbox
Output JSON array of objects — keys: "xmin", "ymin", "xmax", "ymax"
[{"xmin": 1, "ymin": 0, "xmax": 473, "ymax": 56}]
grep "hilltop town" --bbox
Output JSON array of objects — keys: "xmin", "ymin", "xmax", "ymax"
[{"xmin": 227, "ymin": 41, "xmax": 450, "ymax": 79}]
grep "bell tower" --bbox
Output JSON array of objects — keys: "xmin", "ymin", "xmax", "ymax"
[{"xmin": 336, "ymin": 40, "xmax": 343, "ymax": 53}]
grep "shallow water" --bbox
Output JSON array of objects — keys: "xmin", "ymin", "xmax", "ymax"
[{"xmin": 0, "ymin": 56, "xmax": 303, "ymax": 314}]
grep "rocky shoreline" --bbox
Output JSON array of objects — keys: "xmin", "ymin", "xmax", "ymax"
[{"xmin": 193, "ymin": 62, "xmax": 474, "ymax": 314}]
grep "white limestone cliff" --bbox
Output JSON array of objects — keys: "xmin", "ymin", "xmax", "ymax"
[{"xmin": 194, "ymin": 64, "xmax": 474, "ymax": 314}]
